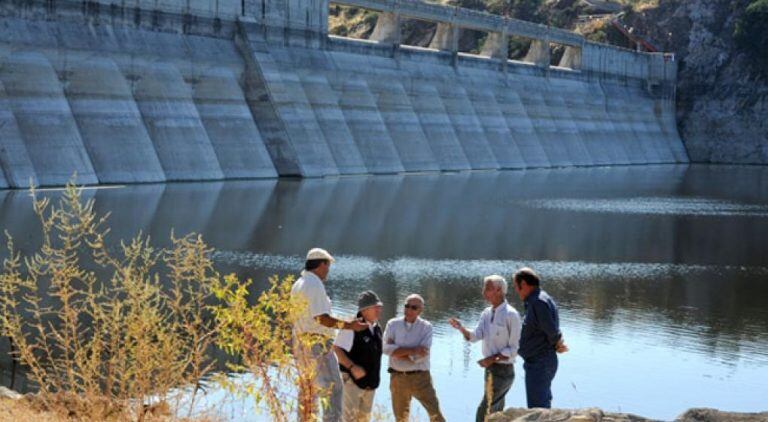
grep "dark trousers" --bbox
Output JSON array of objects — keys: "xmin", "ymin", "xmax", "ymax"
[
  {"xmin": 475, "ymin": 363, "xmax": 515, "ymax": 422},
  {"xmin": 523, "ymin": 352, "xmax": 558, "ymax": 408}
]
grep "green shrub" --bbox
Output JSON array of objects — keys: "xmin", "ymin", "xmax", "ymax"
[{"xmin": 735, "ymin": 0, "xmax": 768, "ymax": 70}]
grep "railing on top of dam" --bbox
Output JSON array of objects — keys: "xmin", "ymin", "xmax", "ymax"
[
  {"xmin": 326, "ymin": 0, "xmax": 677, "ymax": 86},
  {"xmin": 11, "ymin": 0, "xmax": 677, "ymax": 86},
  {"xmin": 332, "ymin": 0, "xmax": 583, "ymax": 47}
]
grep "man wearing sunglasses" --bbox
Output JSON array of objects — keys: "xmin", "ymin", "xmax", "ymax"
[{"xmin": 382, "ymin": 294, "xmax": 445, "ymax": 422}]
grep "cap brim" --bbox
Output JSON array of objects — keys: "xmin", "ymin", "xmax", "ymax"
[{"xmin": 358, "ymin": 301, "xmax": 383, "ymax": 311}]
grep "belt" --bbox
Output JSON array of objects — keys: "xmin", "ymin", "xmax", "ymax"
[{"xmin": 388, "ymin": 368, "xmax": 428, "ymax": 375}]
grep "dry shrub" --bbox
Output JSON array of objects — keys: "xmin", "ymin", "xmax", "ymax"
[
  {"xmin": 212, "ymin": 274, "xmax": 332, "ymax": 422},
  {"xmin": 0, "ymin": 182, "xmax": 218, "ymax": 420}
]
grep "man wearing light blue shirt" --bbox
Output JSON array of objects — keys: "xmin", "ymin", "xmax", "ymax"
[
  {"xmin": 449, "ymin": 275, "xmax": 522, "ymax": 422},
  {"xmin": 383, "ymin": 294, "xmax": 445, "ymax": 422}
]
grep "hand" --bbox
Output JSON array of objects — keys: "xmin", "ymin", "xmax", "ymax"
[
  {"xmin": 350, "ymin": 364, "xmax": 366, "ymax": 380},
  {"xmin": 413, "ymin": 346, "xmax": 429, "ymax": 357},
  {"xmin": 477, "ymin": 356, "xmax": 495, "ymax": 368},
  {"xmin": 348, "ymin": 320, "xmax": 369, "ymax": 332},
  {"xmin": 555, "ymin": 338, "xmax": 569, "ymax": 354},
  {"xmin": 448, "ymin": 318, "xmax": 462, "ymax": 330}
]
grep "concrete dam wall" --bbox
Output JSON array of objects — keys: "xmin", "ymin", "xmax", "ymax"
[{"xmin": 0, "ymin": 0, "xmax": 688, "ymax": 187}]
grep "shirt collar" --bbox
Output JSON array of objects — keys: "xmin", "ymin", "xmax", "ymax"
[
  {"xmin": 403, "ymin": 316, "xmax": 420, "ymax": 324},
  {"xmin": 300, "ymin": 270, "xmax": 322, "ymax": 283},
  {"xmin": 490, "ymin": 300, "xmax": 509, "ymax": 315},
  {"xmin": 524, "ymin": 288, "xmax": 541, "ymax": 305}
]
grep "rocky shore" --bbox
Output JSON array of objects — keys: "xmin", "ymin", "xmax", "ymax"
[
  {"xmin": 489, "ymin": 407, "xmax": 768, "ymax": 422},
  {"xmin": 4, "ymin": 386, "xmax": 767, "ymax": 421}
]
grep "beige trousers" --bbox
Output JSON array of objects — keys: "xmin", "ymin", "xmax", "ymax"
[
  {"xmin": 341, "ymin": 373, "xmax": 376, "ymax": 422},
  {"xmin": 389, "ymin": 371, "xmax": 445, "ymax": 422}
]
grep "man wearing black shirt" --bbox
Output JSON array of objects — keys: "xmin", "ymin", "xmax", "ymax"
[
  {"xmin": 513, "ymin": 267, "xmax": 568, "ymax": 409},
  {"xmin": 333, "ymin": 291, "xmax": 384, "ymax": 421}
]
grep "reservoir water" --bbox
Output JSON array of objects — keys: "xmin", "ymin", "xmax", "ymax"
[{"xmin": 1, "ymin": 164, "xmax": 766, "ymax": 420}]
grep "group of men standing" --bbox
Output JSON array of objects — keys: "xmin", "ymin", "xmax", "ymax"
[{"xmin": 291, "ymin": 248, "xmax": 568, "ymax": 422}]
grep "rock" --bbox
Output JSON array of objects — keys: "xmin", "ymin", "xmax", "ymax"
[
  {"xmin": 0, "ymin": 386, "xmax": 22, "ymax": 400},
  {"xmin": 676, "ymin": 408, "xmax": 768, "ymax": 421},
  {"xmin": 488, "ymin": 407, "xmax": 656, "ymax": 422},
  {"xmin": 618, "ymin": 0, "xmax": 768, "ymax": 165},
  {"xmin": 489, "ymin": 407, "xmax": 768, "ymax": 422}
]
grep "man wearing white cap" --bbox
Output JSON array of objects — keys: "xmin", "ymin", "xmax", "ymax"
[{"xmin": 292, "ymin": 248, "xmax": 369, "ymax": 422}]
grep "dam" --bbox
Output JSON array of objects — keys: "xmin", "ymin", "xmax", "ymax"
[{"xmin": 0, "ymin": 0, "xmax": 688, "ymax": 187}]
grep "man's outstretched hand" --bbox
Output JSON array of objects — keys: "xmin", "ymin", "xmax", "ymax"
[
  {"xmin": 348, "ymin": 319, "xmax": 369, "ymax": 332},
  {"xmin": 555, "ymin": 338, "xmax": 569, "ymax": 354},
  {"xmin": 448, "ymin": 318, "xmax": 462, "ymax": 330}
]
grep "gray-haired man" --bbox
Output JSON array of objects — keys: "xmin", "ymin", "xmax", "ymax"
[
  {"xmin": 449, "ymin": 275, "xmax": 522, "ymax": 422},
  {"xmin": 383, "ymin": 294, "xmax": 445, "ymax": 422}
]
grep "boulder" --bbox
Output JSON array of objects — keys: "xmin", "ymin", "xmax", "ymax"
[{"xmin": 676, "ymin": 408, "xmax": 768, "ymax": 422}]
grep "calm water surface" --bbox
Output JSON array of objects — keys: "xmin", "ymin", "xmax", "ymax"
[{"xmin": 1, "ymin": 164, "xmax": 767, "ymax": 420}]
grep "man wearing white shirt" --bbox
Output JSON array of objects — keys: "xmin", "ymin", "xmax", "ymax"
[
  {"xmin": 291, "ymin": 248, "xmax": 369, "ymax": 422},
  {"xmin": 449, "ymin": 275, "xmax": 522, "ymax": 422},
  {"xmin": 383, "ymin": 294, "xmax": 445, "ymax": 422}
]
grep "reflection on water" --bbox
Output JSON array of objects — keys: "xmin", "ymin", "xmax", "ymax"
[
  {"xmin": 522, "ymin": 197, "xmax": 768, "ymax": 217},
  {"xmin": 1, "ymin": 164, "xmax": 768, "ymax": 419}
]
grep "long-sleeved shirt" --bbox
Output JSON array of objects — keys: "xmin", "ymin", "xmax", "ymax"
[
  {"xmin": 518, "ymin": 288, "xmax": 562, "ymax": 360},
  {"xmin": 468, "ymin": 301, "xmax": 522, "ymax": 364},
  {"xmin": 382, "ymin": 316, "xmax": 432, "ymax": 372}
]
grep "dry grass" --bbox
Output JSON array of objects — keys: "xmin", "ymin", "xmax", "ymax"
[
  {"xmin": 0, "ymin": 179, "xmax": 346, "ymax": 421},
  {"xmin": 0, "ymin": 396, "xmax": 220, "ymax": 421},
  {"xmin": 0, "ymin": 181, "xmax": 219, "ymax": 420},
  {"xmin": 328, "ymin": 4, "xmax": 379, "ymax": 38},
  {"xmin": 0, "ymin": 397, "xmax": 63, "ymax": 422}
]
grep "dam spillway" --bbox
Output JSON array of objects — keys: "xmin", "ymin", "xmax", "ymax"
[{"xmin": 0, "ymin": 0, "xmax": 687, "ymax": 187}]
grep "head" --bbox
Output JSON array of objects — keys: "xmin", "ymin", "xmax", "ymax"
[
  {"xmin": 305, "ymin": 259, "xmax": 331, "ymax": 280},
  {"xmin": 482, "ymin": 275, "xmax": 507, "ymax": 306},
  {"xmin": 512, "ymin": 267, "xmax": 540, "ymax": 300},
  {"xmin": 402, "ymin": 293, "xmax": 424, "ymax": 323},
  {"xmin": 357, "ymin": 290, "xmax": 383, "ymax": 323},
  {"xmin": 304, "ymin": 248, "xmax": 335, "ymax": 281}
]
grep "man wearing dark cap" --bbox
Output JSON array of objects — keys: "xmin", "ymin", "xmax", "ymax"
[
  {"xmin": 513, "ymin": 267, "xmax": 568, "ymax": 409},
  {"xmin": 333, "ymin": 291, "xmax": 384, "ymax": 422}
]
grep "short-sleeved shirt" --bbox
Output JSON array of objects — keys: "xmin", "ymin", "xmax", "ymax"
[
  {"xmin": 290, "ymin": 270, "xmax": 334, "ymax": 336},
  {"xmin": 468, "ymin": 301, "xmax": 522, "ymax": 364},
  {"xmin": 382, "ymin": 317, "xmax": 433, "ymax": 372}
]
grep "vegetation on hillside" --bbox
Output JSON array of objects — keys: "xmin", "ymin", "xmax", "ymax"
[{"xmin": 735, "ymin": 0, "xmax": 768, "ymax": 72}]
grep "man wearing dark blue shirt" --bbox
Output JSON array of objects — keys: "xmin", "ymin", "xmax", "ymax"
[{"xmin": 513, "ymin": 267, "xmax": 568, "ymax": 409}]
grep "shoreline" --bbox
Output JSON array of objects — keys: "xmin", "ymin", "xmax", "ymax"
[{"xmin": 490, "ymin": 407, "xmax": 768, "ymax": 422}]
